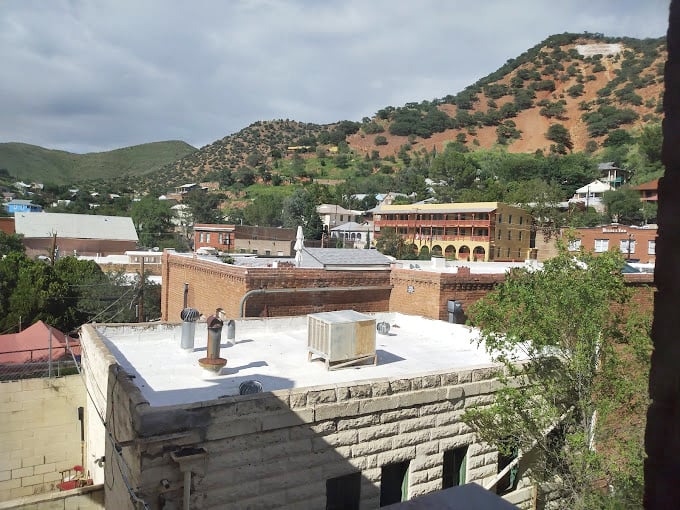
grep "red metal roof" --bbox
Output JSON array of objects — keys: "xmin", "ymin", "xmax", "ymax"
[{"xmin": 0, "ymin": 321, "xmax": 80, "ymax": 363}]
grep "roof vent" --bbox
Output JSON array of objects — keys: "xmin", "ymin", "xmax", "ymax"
[
  {"xmin": 239, "ymin": 380, "xmax": 263, "ymax": 395},
  {"xmin": 377, "ymin": 321, "xmax": 391, "ymax": 335}
]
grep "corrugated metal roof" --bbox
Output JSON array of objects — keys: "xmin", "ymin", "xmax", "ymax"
[
  {"xmin": 302, "ymin": 247, "xmax": 391, "ymax": 267},
  {"xmin": 14, "ymin": 212, "xmax": 138, "ymax": 241}
]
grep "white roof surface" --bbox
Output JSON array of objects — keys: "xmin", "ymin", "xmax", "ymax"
[
  {"xmin": 95, "ymin": 313, "xmax": 496, "ymax": 407},
  {"xmin": 14, "ymin": 212, "xmax": 138, "ymax": 241},
  {"xmin": 574, "ymin": 180, "xmax": 613, "ymax": 194}
]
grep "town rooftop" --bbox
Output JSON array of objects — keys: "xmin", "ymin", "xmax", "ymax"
[{"xmin": 94, "ymin": 312, "xmax": 495, "ymax": 407}]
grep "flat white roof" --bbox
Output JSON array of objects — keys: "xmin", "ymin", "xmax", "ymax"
[{"xmin": 95, "ymin": 313, "xmax": 495, "ymax": 407}]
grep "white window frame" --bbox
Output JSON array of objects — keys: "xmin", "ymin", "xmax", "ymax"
[
  {"xmin": 648, "ymin": 239, "xmax": 656, "ymax": 255},
  {"xmin": 567, "ymin": 239, "xmax": 581, "ymax": 251},
  {"xmin": 594, "ymin": 239, "xmax": 609, "ymax": 253},
  {"xmin": 620, "ymin": 239, "xmax": 636, "ymax": 255}
]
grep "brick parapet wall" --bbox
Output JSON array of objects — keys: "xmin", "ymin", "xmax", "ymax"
[
  {"xmin": 164, "ymin": 253, "xmax": 656, "ymax": 323},
  {"xmin": 162, "ymin": 253, "xmax": 391, "ymax": 320}
]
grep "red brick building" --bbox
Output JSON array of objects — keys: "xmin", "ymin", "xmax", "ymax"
[
  {"xmin": 193, "ymin": 224, "xmax": 235, "ymax": 253},
  {"xmin": 161, "ymin": 252, "xmax": 653, "ymax": 324},
  {"xmin": 566, "ymin": 224, "xmax": 657, "ymax": 263},
  {"xmin": 193, "ymin": 224, "xmax": 297, "ymax": 256},
  {"xmin": 373, "ymin": 202, "xmax": 532, "ymax": 261}
]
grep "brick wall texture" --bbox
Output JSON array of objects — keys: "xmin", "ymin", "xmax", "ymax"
[
  {"xmin": 163, "ymin": 252, "xmax": 654, "ymax": 323},
  {"xmin": 0, "ymin": 375, "xmax": 86, "ymax": 501}
]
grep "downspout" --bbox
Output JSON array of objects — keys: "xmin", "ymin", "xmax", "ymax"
[{"xmin": 239, "ymin": 285, "xmax": 393, "ymax": 318}]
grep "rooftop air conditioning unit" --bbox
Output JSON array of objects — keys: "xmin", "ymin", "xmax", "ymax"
[{"xmin": 307, "ymin": 310, "xmax": 377, "ymax": 370}]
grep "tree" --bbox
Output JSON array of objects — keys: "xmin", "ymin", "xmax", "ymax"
[
  {"xmin": 603, "ymin": 187, "xmax": 644, "ymax": 224},
  {"xmin": 463, "ymin": 246, "xmax": 647, "ymax": 508},
  {"xmin": 0, "ymin": 232, "xmax": 25, "ymax": 257},
  {"xmin": 375, "ymin": 228, "xmax": 404, "ymax": 258},
  {"xmin": 130, "ymin": 196, "xmax": 174, "ymax": 248},
  {"xmin": 545, "ymin": 124, "xmax": 573, "ymax": 153},
  {"xmin": 282, "ymin": 189, "xmax": 323, "ymax": 240},
  {"xmin": 183, "ymin": 190, "xmax": 223, "ymax": 225}
]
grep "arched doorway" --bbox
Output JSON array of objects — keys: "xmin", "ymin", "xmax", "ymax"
[
  {"xmin": 419, "ymin": 246, "xmax": 430, "ymax": 260},
  {"xmin": 445, "ymin": 245, "xmax": 456, "ymax": 259},
  {"xmin": 473, "ymin": 246, "xmax": 486, "ymax": 261},
  {"xmin": 458, "ymin": 245, "xmax": 470, "ymax": 261},
  {"xmin": 431, "ymin": 245, "xmax": 443, "ymax": 257}
]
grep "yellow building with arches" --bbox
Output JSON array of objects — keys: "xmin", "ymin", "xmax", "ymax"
[{"xmin": 373, "ymin": 202, "xmax": 532, "ymax": 261}]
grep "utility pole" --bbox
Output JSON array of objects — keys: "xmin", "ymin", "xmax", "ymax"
[
  {"xmin": 627, "ymin": 233, "xmax": 634, "ymax": 261},
  {"xmin": 137, "ymin": 258, "xmax": 145, "ymax": 322}
]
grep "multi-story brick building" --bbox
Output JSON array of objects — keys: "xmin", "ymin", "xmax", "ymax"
[
  {"xmin": 373, "ymin": 202, "xmax": 532, "ymax": 262},
  {"xmin": 193, "ymin": 223, "xmax": 235, "ymax": 253},
  {"xmin": 193, "ymin": 225, "xmax": 297, "ymax": 256}
]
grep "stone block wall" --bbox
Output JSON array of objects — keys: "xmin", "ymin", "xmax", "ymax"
[
  {"xmin": 0, "ymin": 376, "xmax": 85, "ymax": 501},
  {"xmin": 91, "ymin": 334, "xmax": 535, "ymax": 510}
]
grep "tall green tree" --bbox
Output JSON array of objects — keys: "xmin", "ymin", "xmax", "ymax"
[
  {"xmin": 130, "ymin": 196, "xmax": 174, "ymax": 248},
  {"xmin": 463, "ymin": 246, "xmax": 647, "ymax": 508},
  {"xmin": 183, "ymin": 190, "xmax": 223, "ymax": 225}
]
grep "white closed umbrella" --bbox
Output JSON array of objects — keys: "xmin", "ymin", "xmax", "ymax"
[{"xmin": 294, "ymin": 225, "xmax": 304, "ymax": 267}]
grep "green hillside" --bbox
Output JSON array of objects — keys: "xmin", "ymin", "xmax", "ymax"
[{"xmin": 0, "ymin": 140, "xmax": 197, "ymax": 185}]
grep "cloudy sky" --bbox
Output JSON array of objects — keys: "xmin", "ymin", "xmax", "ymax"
[{"xmin": 0, "ymin": 0, "xmax": 670, "ymax": 154}]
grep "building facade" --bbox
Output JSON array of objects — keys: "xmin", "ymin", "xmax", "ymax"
[
  {"xmin": 373, "ymin": 202, "xmax": 532, "ymax": 262},
  {"xmin": 193, "ymin": 225, "xmax": 297, "ymax": 256},
  {"xmin": 14, "ymin": 212, "xmax": 138, "ymax": 258},
  {"xmin": 4, "ymin": 199, "xmax": 43, "ymax": 214},
  {"xmin": 566, "ymin": 224, "xmax": 658, "ymax": 263}
]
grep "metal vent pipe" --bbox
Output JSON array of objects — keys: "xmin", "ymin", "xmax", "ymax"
[{"xmin": 238, "ymin": 285, "xmax": 393, "ymax": 318}]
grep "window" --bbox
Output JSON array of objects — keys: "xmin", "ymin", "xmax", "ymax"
[
  {"xmin": 506, "ymin": 248, "xmax": 511, "ymax": 257},
  {"xmin": 620, "ymin": 239, "xmax": 636, "ymax": 255},
  {"xmin": 649, "ymin": 239, "xmax": 656, "ymax": 255},
  {"xmin": 519, "ymin": 231, "xmax": 523, "ymax": 241},
  {"xmin": 265, "ymin": 250, "xmax": 271, "ymax": 256},
  {"xmin": 327, "ymin": 472, "xmax": 361, "ymax": 510},
  {"xmin": 508, "ymin": 214, "xmax": 513, "ymax": 224},
  {"xmin": 497, "ymin": 230, "xmax": 502, "ymax": 240},
  {"xmin": 206, "ymin": 233, "xmax": 211, "ymax": 243},
  {"xmin": 567, "ymin": 239, "xmax": 581, "ymax": 251},
  {"xmin": 218, "ymin": 233, "xmax": 223, "ymax": 244},
  {"xmin": 380, "ymin": 461, "xmax": 410, "ymax": 506},
  {"xmin": 519, "ymin": 216, "xmax": 523, "ymax": 225},
  {"xmin": 594, "ymin": 239, "xmax": 609, "ymax": 252},
  {"xmin": 498, "ymin": 214, "xmax": 502, "ymax": 223},
  {"xmin": 199, "ymin": 233, "xmax": 204, "ymax": 243},
  {"xmin": 442, "ymin": 446, "xmax": 468, "ymax": 488},
  {"xmin": 497, "ymin": 447, "xmax": 519, "ymax": 495},
  {"xmin": 507, "ymin": 230, "xmax": 511, "ymax": 240}
]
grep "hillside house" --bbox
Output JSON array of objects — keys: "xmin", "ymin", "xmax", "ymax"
[
  {"xmin": 4, "ymin": 199, "xmax": 43, "ymax": 214},
  {"xmin": 632, "ymin": 178, "xmax": 659, "ymax": 202},
  {"xmin": 568, "ymin": 180, "xmax": 613, "ymax": 213}
]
